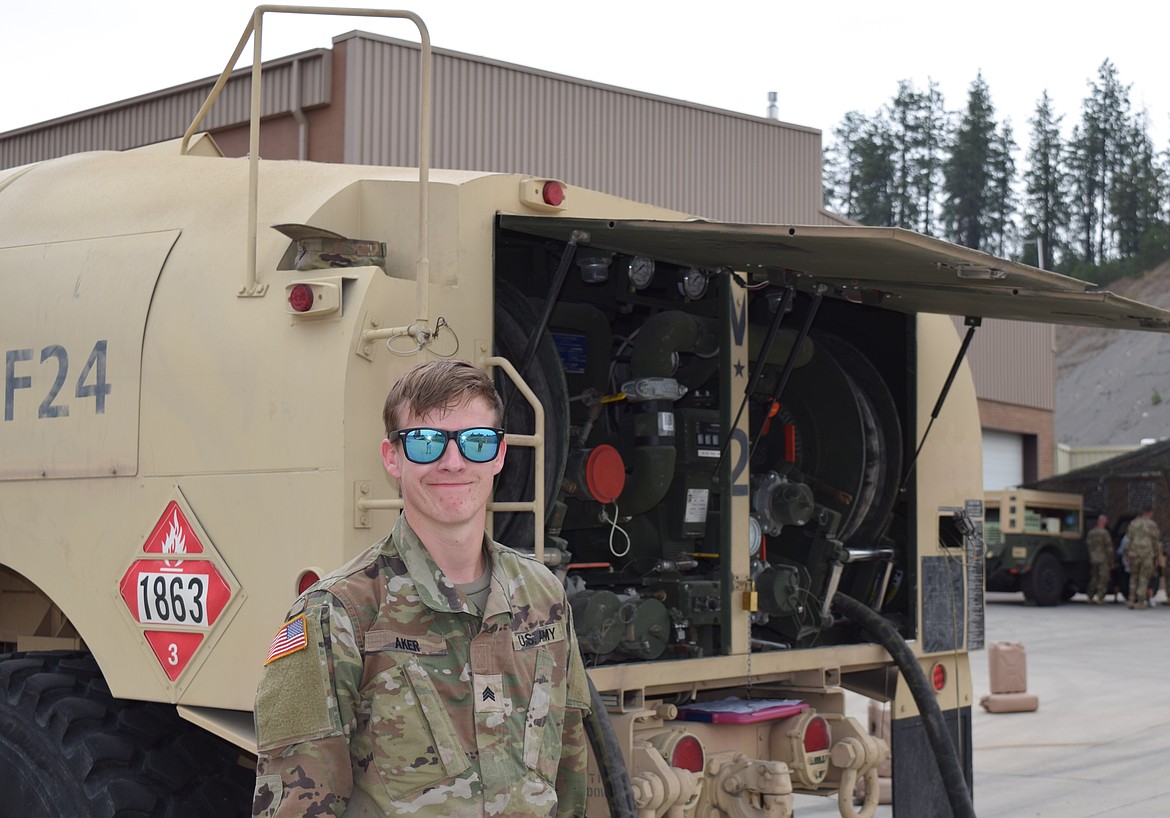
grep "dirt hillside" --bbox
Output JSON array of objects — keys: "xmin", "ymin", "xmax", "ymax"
[{"xmin": 1055, "ymin": 260, "xmax": 1170, "ymax": 446}]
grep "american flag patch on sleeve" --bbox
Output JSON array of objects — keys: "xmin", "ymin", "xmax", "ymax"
[{"xmin": 265, "ymin": 614, "xmax": 308, "ymax": 665}]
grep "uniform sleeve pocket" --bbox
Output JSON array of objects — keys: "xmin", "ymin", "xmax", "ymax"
[
  {"xmin": 354, "ymin": 659, "xmax": 471, "ymax": 799},
  {"xmin": 523, "ymin": 647, "xmax": 567, "ymax": 783},
  {"xmin": 255, "ymin": 606, "xmax": 342, "ymax": 751}
]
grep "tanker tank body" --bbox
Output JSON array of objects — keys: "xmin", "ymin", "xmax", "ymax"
[
  {"xmin": 3, "ymin": 141, "xmax": 426, "ymax": 706},
  {"xmin": 1, "ymin": 140, "xmax": 641, "ymax": 813}
]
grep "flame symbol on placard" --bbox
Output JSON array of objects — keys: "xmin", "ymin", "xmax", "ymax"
[{"xmin": 162, "ymin": 510, "xmax": 186, "ymax": 567}]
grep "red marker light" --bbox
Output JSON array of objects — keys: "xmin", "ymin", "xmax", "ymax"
[
  {"xmin": 297, "ymin": 570, "xmax": 320, "ymax": 595},
  {"xmin": 668, "ymin": 734, "xmax": 705, "ymax": 773},
  {"xmin": 803, "ymin": 715, "xmax": 831, "ymax": 753},
  {"xmin": 932, "ymin": 662, "xmax": 947, "ymax": 692},
  {"xmin": 542, "ymin": 180, "xmax": 565, "ymax": 207},
  {"xmin": 288, "ymin": 283, "xmax": 315, "ymax": 313}
]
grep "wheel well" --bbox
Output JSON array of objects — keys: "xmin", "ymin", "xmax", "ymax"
[{"xmin": 0, "ymin": 565, "xmax": 82, "ymax": 654}]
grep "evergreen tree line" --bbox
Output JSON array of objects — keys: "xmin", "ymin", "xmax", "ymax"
[{"xmin": 822, "ymin": 61, "xmax": 1170, "ymax": 283}]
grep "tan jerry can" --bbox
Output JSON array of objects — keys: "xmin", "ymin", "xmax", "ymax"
[
  {"xmin": 988, "ymin": 640, "xmax": 1029, "ymax": 694},
  {"xmin": 981, "ymin": 640, "xmax": 1040, "ymax": 712}
]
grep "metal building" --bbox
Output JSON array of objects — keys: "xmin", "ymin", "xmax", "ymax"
[{"xmin": 0, "ymin": 29, "xmax": 1054, "ymax": 486}]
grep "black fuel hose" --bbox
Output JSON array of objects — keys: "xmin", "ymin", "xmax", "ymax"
[
  {"xmin": 832, "ymin": 592, "xmax": 977, "ymax": 818},
  {"xmin": 584, "ymin": 675, "xmax": 638, "ymax": 818}
]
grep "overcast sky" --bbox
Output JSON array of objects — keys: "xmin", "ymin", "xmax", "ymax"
[{"xmin": 5, "ymin": 0, "xmax": 1168, "ymax": 150}]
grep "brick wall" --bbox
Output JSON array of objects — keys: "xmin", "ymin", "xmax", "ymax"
[{"xmin": 979, "ymin": 399, "xmax": 1055, "ymax": 481}]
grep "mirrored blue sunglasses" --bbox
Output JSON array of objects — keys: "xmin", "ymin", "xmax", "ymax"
[{"xmin": 391, "ymin": 427, "xmax": 506, "ymax": 464}]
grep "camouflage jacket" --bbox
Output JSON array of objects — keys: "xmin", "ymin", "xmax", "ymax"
[
  {"xmin": 1124, "ymin": 517, "xmax": 1161, "ymax": 558},
  {"xmin": 1085, "ymin": 528, "xmax": 1113, "ymax": 564},
  {"xmin": 253, "ymin": 515, "xmax": 592, "ymax": 817}
]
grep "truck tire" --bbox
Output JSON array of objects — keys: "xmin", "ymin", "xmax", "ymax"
[
  {"xmin": 0, "ymin": 651, "xmax": 253, "ymax": 818},
  {"xmin": 1023, "ymin": 553, "xmax": 1064, "ymax": 607},
  {"xmin": 1021, "ymin": 580, "xmax": 1035, "ymax": 603}
]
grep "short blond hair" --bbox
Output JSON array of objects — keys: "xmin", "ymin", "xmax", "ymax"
[{"xmin": 382, "ymin": 360, "xmax": 504, "ymax": 436}]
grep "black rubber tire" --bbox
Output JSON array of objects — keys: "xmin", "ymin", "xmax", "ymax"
[
  {"xmin": 1021, "ymin": 580, "xmax": 1036, "ymax": 603},
  {"xmin": 0, "ymin": 651, "xmax": 253, "ymax": 818},
  {"xmin": 1024, "ymin": 552, "xmax": 1064, "ymax": 607}
]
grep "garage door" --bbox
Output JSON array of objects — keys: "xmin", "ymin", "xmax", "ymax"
[{"xmin": 983, "ymin": 430, "xmax": 1023, "ymax": 490}]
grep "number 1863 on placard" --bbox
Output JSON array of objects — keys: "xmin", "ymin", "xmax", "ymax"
[{"xmin": 137, "ymin": 572, "xmax": 208, "ymax": 625}]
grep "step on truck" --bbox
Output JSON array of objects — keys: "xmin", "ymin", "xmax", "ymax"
[{"xmin": 3, "ymin": 7, "xmax": 1170, "ymax": 818}]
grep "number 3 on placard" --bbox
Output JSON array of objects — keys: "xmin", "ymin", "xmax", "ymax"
[{"xmin": 167, "ymin": 643, "xmax": 179, "ymax": 666}]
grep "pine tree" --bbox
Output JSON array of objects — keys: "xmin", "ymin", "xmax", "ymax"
[
  {"xmin": 1110, "ymin": 111, "xmax": 1165, "ymax": 259},
  {"xmin": 1023, "ymin": 92, "xmax": 1068, "ymax": 270},
  {"xmin": 824, "ymin": 111, "xmax": 868, "ymax": 216},
  {"xmin": 987, "ymin": 122, "xmax": 1018, "ymax": 257},
  {"xmin": 823, "ymin": 62, "xmax": 1169, "ymax": 276},
  {"xmin": 1070, "ymin": 60, "xmax": 1132, "ymax": 263},
  {"xmin": 825, "ymin": 110, "xmax": 896, "ymax": 226},
  {"xmin": 942, "ymin": 74, "xmax": 999, "ymax": 250},
  {"xmin": 1068, "ymin": 121, "xmax": 1099, "ymax": 264},
  {"xmin": 889, "ymin": 81, "xmax": 925, "ymax": 230},
  {"xmin": 915, "ymin": 81, "xmax": 949, "ymax": 236},
  {"xmin": 852, "ymin": 117, "xmax": 896, "ymax": 226}
]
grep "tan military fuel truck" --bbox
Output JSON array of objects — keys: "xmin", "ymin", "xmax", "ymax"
[{"xmin": 3, "ymin": 7, "xmax": 1169, "ymax": 818}]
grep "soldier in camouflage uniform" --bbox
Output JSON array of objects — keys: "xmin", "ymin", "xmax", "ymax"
[
  {"xmin": 1085, "ymin": 514, "xmax": 1113, "ymax": 604},
  {"xmin": 1125, "ymin": 506, "xmax": 1161, "ymax": 609},
  {"xmin": 253, "ymin": 360, "xmax": 591, "ymax": 817}
]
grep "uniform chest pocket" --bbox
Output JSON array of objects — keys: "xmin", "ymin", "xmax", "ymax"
[
  {"xmin": 352, "ymin": 658, "xmax": 471, "ymax": 799},
  {"xmin": 522, "ymin": 647, "xmax": 568, "ymax": 784}
]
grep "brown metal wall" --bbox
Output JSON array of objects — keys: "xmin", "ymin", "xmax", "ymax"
[
  {"xmin": 340, "ymin": 33, "xmax": 836, "ymax": 224},
  {"xmin": 0, "ymin": 50, "xmax": 331, "ymax": 169},
  {"xmin": 959, "ymin": 318, "xmax": 1055, "ymax": 410}
]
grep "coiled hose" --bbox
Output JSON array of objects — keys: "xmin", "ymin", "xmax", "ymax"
[{"xmin": 832, "ymin": 592, "xmax": 977, "ymax": 818}]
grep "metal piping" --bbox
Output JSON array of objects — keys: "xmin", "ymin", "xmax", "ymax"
[
  {"xmin": 180, "ymin": 6, "xmax": 432, "ymax": 311},
  {"xmin": 483, "ymin": 355, "xmax": 546, "ymax": 561},
  {"xmin": 291, "ymin": 58, "xmax": 309, "ymax": 161}
]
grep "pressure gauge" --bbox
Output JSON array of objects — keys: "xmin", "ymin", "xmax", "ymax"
[
  {"xmin": 748, "ymin": 515, "xmax": 763, "ymax": 557},
  {"xmin": 680, "ymin": 267, "xmax": 708, "ymax": 299},
  {"xmin": 628, "ymin": 255, "xmax": 655, "ymax": 289}
]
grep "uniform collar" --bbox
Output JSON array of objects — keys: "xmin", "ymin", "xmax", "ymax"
[{"xmin": 388, "ymin": 515, "xmax": 515, "ymax": 621}]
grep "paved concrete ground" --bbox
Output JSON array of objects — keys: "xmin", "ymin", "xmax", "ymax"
[{"xmin": 794, "ymin": 590, "xmax": 1170, "ymax": 817}]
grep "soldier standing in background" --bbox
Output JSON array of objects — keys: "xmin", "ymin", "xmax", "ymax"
[
  {"xmin": 1085, "ymin": 514, "xmax": 1113, "ymax": 604},
  {"xmin": 1125, "ymin": 505, "xmax": 1161, "ymax": 609},
  {"xmin": 251, "ymin": 360, "xmax": 591, "ymax": 817}
]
